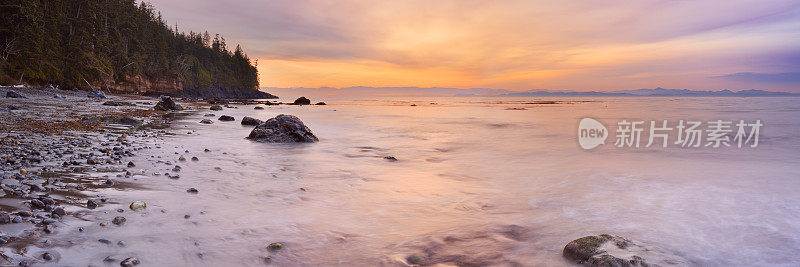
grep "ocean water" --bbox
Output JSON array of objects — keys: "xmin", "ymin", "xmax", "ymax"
[{"xmin": 53, "ymin": 97, "xmax": 800, "ymax": 266}]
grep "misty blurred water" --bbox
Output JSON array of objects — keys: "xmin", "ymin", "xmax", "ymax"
[{"xmin": 52, "ymin": 96, "xmax": 800, "ymax": 266}]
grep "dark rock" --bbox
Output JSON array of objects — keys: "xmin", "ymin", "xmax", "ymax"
[
  {"xmin": 30, "ymin": 199, "xmax": 46, "ymax": 209},
  {"xmin": 199, "ymin": 119, "xmax": 213, "ymax": 124},
  {"xmin": 210, "ymin": 105, "xmax": 222, "ymax": 111},
  {"xmin": 112, "ymin": 216, "xmax": 126, "ymax": 225},
  {"xmin": 0, "ymin": 213, "xmax": 10, "ymax": 224},
  {"xmin": 87, "ymin": 199, "xmax": 98, "ymax": 209},
  {"xmin": 240, "ymin": 116, "xmax": 262, "ymax": 126},
  {"xmin": 127, "ymin": 161, "xmax": 135, "ymax": 167},
  {"xmin": 383, "ymin": 156, "xmax": 398, "ymax": 161},
  {"xmin": 39, "ymin": 197, "xmax": 55, "ymax": 205},
  {"xmin": 153, "ymin": 95, "xmax": 182, "ymax": 111},
  {"xmin": 42, "ymin": 252, "xmax": 54, "ymax": 261},
  {"xmin": 292, "ymin": 96, "xmax": 311, "ymax": 105},
  {"xmin": 52, "ymin": 207, "xmax": 67, "ymax": 216},
  {"xmin": 29, "ymin": 184, "xmax": 44, "ymax": 191},
  {"xmin": 103, "ymin": 101, "xmax": 135, "ymax": 106},
  {"xmin": 191, "ymin": 156, "xmax": 198, "ymax": 161},
  {"xmin": 315, "ymin": 102, "xmax": 327, "ymax": 105},
  {"xmin": 267, "ymin": 242, "xmax": 283, "ymax": 251},
  {"xmin": 187, "ymin": 188, "xmax": 199, "ymax": 194},
  {"xmin": 6, "ymin": 90, "xmax": 26, "ymax": 98},
  {"xmin": 247, "ymin": 114, "xmax": 318, "ymax": 143},
  {"xmin": 118, "ymin": 117, "xmax": 142, "ymax": 126},
  {"xmin": 406, "ymin": 254, "xmax": 427, "ymax": 265},
  {"xmin": 203, "ymin": 113, "xmax": 215, "ymax": 117},
  {"xmin": 87, "ymin": 90, "xmax": 107, "ymax": 98},
  {"xmin": 563, "ymin": 234, "xmax": 687, "ymax": 266},
  {"xmin": 98, "ymin": 238, "xmax": 111, "ymax": 244},
  {"xmin": 218, "ymin": 115, "xmax": 235, "ymax": 121},
  {"xmin": 254, "ymin": 106, "xmax": 264, "ymax": 110}
]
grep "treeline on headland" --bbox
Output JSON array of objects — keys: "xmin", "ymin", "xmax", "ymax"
[{"xmin": 0, "ymin": 0, "xmax": 274, "ymax": 98}]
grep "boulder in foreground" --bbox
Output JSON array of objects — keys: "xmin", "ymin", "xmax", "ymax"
[
  {"xmin": 153, "ymin": 96, "xmax": 182, "ymax": 111},
  {"xmin": 247, "ymin": 114, "xmax": 318, "ymax": 143},
  {"xmin": 563, "ymin": 234, "xmax": 687, "ymax": 266}
]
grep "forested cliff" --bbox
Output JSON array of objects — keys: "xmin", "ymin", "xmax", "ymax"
[{"xmin": 0, "ymin": 0, "xmax": 275, "ymax": 98}]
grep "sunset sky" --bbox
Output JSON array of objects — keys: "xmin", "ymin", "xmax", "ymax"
[{"xmin": 148, "ymin": 0, "xmax": 800, "ymax": 92}]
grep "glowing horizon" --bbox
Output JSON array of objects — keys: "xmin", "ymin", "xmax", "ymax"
[{"xmin": 149, "ymin": 0, "xmax": 800, "ymax": 92}]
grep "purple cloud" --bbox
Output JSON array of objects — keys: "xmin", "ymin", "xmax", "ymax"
[{"xmin": 710, "ymin": 72, "xmax": 800, "ymax": 84}]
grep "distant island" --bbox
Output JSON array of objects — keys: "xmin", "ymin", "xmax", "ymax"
[
  {"xmin": 489, "ymin": 88, "xmax": 800, "ymax": 97},
  {"xmin": 0, "ymin": 0, "xmax": 275, "ymax": 99}
]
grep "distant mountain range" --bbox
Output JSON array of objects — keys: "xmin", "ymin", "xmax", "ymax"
[
  {"xmin": 490, "ymin": 88, "xmax": 799, "ymax": 97},
  {"xmin": 263, "ymin": 86, "xmax": 799, "ymax": 98}
]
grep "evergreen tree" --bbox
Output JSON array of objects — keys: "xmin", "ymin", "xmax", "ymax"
[{"xmin": 0, "ymin": 0, "xmax": 260, "ymax": 93}]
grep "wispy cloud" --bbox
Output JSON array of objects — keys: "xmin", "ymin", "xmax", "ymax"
[
  {"xmin": 711, "ymin": 72, "xmax": 800, "ymax": 84},
  {"xmin": 147, "ymin": 0, "xmax": 800, "ymax": 92}
]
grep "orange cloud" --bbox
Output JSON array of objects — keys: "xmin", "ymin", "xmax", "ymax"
[{"xmin": 150, "ymin": 0, "xmax": 800, "ymax": 91}]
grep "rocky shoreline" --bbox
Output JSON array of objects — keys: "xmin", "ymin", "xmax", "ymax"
[
  {"xmin": 0, "ymin": 86, "xmax": 335, "ymax": 266},
  {"xmin": 0, "ymin": 86, "xmax": 202, "ymax": 266}
]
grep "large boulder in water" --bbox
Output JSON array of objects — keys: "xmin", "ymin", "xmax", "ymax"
[
  {"xmin": 247, "ymin": 114, "xmax": 318, "ymax": 143},
  {"xmin": 292, "ymin": 97, "xmax": 311, "ymax": 105},
  {"xmin": 563, "ymin": 234, "xmax": 687, "ymax": 266},
  {"xmin": 154, "ymin": 96, "xmax": 182, "ymax": 111}
]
